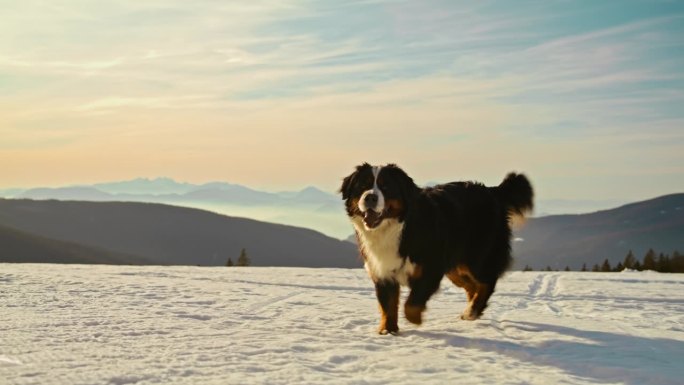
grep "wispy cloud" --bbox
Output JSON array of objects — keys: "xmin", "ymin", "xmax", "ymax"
[
  {"xmin": 76, "ymin": 96, "xmax": 185, "ymax": 113},
  {"xmin": 0, "ymin": 56, "xmax": 125, "ymax": 71},
  {"xmin": 1, "ymin": 0, "xmax": 683, "ymax": 199}
]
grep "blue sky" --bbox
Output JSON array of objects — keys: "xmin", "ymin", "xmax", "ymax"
[{"xmin": 1, "ymin": 0, "xmax": 683, "ymax": 201}]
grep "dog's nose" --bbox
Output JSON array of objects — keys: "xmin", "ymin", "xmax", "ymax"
[{"xmin": 364, "ymin": 193, "xmax": 378, "ymax": 207}]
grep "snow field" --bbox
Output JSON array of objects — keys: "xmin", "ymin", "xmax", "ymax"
[{"xmin": 1, "ymin": 264, "xmax": 683, "ymax": 385}]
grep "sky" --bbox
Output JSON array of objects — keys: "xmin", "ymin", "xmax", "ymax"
[{"xmin": 1, "ymin": 0, "xmax": 683, "ymax": 201}]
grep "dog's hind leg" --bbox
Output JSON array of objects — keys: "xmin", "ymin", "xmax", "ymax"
[
  {"xmin": 446, "ymin": 268, "xmax": 477, "ymax": 303},
  {"xmin": 447, "ymin": 265, "xmax": 496, "ymax": 320},
  {"xmin": 461, "ymin": 281, "xmax": 495, "ymax": 320}
]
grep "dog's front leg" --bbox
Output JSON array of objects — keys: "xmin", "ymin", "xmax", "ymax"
[
  {"xmin": 405, "ymin": 270, "xmax": 442, "ymax": 325},
  {"xmin": 374, "ymin": 280, "xmax": 400, "ymax": 335}
]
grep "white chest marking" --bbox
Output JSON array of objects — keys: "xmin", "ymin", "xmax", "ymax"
[{"xmin": 352, "ymin": 216, "xmax": 414, "ymax": 286}]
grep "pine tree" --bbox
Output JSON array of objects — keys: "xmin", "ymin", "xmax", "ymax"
[
  {"xmin": 237, "ymin": 248, "xmax": 251, "ymax": 266},
  {"xmin": 523, "ymin": 265, "xmax": 533, "ymax": 272},
  {"xmin": 671, "ymin": 250, "xmax": 684, "ymax": 273},
  {"xmin": 613, "ymin": 262, "xmax": 624, "ymax": 272},
  {"xmin": 656, "ymin": 254, "xmax": 668, "ymax": 272},
  {"xmin": 642, "ymin": 249, "xmax": 657, "ymax": 271},
  {"xmin": 623, "ymin": 250, "xmax": 636, "ymax": 270},
  {"xmin": 226, "ymin": 257, "xmax": 234, "ymax": 267},
  {"xmin": 581, "ymin": 263, "xmax": 587, "ymax": 272},
  {"xmin": 564, "ymin": 266, "xmax": 571, "ymax": 272},
  {"xmin": 592, "ymin": 264, "xmax": 600, "ymax": 272},
  {"xmin": 601, "ymin": 259, "xmax": 612, "ymax": 272}
]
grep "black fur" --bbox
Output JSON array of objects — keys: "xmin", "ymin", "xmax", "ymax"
[{"xmin": 340, "ymin": 163, "xmax": 533, "ymax": 333}]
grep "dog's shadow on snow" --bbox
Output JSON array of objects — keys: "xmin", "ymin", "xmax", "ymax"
[{"xmin": 406, "ymin": 321, "xmax": 682, "ymax": 384}]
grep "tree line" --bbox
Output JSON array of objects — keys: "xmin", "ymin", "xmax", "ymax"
[
  {"xmin": 523, "ymin": 249, "xmax": 684, "ymax": 273},
  {"xmin": 226, "ymin": 248, "xmax": 251, "ymax": 267}
]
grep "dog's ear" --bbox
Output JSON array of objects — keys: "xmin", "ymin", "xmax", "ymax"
[
  {"xmin": 385, "ymin": 163, "xmax": 418, "ymax": 203},
  {"xmin": 339, "ymin": 172, "xmax": 356, "ymax": 200},
  {"xmin": 339, "ymin": 163, "xmax": 371, "ymax": 200}
]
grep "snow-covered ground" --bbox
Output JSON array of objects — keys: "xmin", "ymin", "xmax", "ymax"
[{"xmin": 1, "ymin": 264, "xmax": 682, "ymax": 385}]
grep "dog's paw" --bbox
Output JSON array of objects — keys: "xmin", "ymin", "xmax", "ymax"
[
  {"xmin": 460, "ymin": 306, "xmax": 481, "ymax": 321},
  {"xmin": 404, "ymin": 304, "xmax": 425, "ymax": 325},
  {"xmin": 378, "ymin": 322, "xmax": 399, "ymax": 335}
]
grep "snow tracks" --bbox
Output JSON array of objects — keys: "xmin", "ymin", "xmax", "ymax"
[{"xmin": 1, "ymin": 265, "xmax": 683, "ymax": 385}]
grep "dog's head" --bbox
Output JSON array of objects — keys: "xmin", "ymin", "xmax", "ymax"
[{"xmin": 339, "ymin": 163, "xmax": 418, "ymax": 231}]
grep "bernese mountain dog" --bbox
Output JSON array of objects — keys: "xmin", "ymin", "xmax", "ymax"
[{"xmin": 340, "ymin": 163, "xmax": 533, "ymax": 335}]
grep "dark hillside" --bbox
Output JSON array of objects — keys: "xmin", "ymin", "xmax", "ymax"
[
  {"xmin": 0, "ymin": 199, "xmax": 359, "ymax": 267},
  {"xmin": 0, "ymin": 224, "xmax": 150, "ymax": 265},
  {"xmin": 513, "ymin": 194, "xmax": 684, "ymax": 269}
]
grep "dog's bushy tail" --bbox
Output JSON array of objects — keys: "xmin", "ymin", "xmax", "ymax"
[{"xmin": 497, "ymin": 173, "xmax": 534, "ymax": 216}]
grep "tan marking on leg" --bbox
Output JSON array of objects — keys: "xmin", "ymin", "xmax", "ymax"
[
  {"xmin": 465, "ymin": 282, "xmax": 491, "ymax": 321},
  {"xmin": 446, "ymin": 266, "xmax": 477, "ymax": 301},
  {"xmin": 448, "ymin": 264, "xmax": 486, "ymax": 320},
  {"xmin": 378, "ymin": 287, "xmax": 399, "ymax": 335},
  {"xmin": 404, "ymin": 303, "xmax": 425, "ymax": 325}
]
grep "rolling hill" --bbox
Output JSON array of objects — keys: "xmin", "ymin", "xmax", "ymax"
[
  {"xmin": 0, "ymin": 224, "xmax": 151, "ymax": 265},
  {"xmin": 2, "ymin": 193, "xmax": 682, "ymax": 270},
  {"xmin": 512, "ymin": 193, "xmax": 684, "ymax": 269},
  {"xmin": 0, "ymin": 199, "xmax": 359, "ymax": 268}
]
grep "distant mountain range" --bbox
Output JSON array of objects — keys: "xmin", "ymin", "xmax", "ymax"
[
  {"xmin": 0, "ymin": 199, "xmax": 359, "ymax": 268},
  {"xmin": 0, "ymin": 178, "xmax": 352, "ymax": 239},
  {"xmin": 4, "ymin": 177, "xmax": 340, "ymax": 207},
  {"xmin": 0, "ymin": 177, "xmax": 630, "ymax": 239},
  {"xmin": 512, "ymin": 193, "xmax": 684, "ymax": 270}
]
